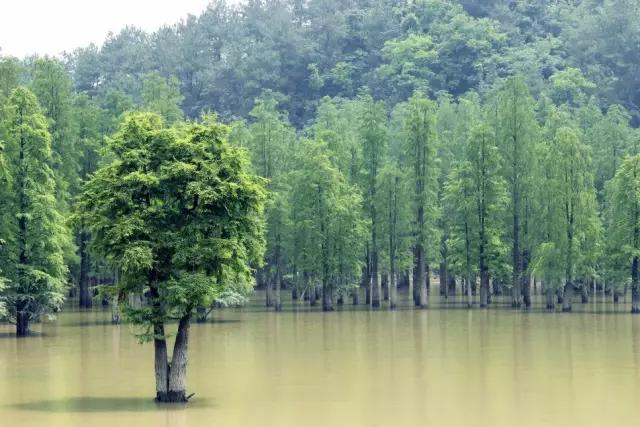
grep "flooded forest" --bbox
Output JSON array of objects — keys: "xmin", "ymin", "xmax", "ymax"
[{"xmin": 2, "ymin": 1, "xmax": 640, "ymax": 426}]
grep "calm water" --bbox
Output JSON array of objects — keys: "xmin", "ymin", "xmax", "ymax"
[{"xmin": 1, "ymin": 291, "xmax": 640, "ymax": 427}]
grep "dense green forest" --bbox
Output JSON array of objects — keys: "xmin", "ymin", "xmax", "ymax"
[{"xmin": 2, "ymin": 0, "xmax": 640, "ymax": 405}]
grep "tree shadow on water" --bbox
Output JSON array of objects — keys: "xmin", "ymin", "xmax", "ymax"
[{"xmin": 10, "ymin": 397, "xmax": 213, "ymax": 413}]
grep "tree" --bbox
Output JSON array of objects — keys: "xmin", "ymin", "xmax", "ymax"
[
  {"xmin": 77, "ymin": 113, "xmax": 266, "ymax": 402},
  {"xmin": 495, "ymin": 76, "xmax": 539, "ymax": 308},
  {"xmin": 0, "ymin": 87, "xmax": 69, "ymax": 336},
  {"xmin": 608, "ymin": 155, "xmax": 640, "ymax": 313},
  {"xmin": 359, "ymin": 95, "xmax": 388, "ymax": 308},
  {"xmin": 289, "ymin": 140, "xmax": 366, "ymax": 311},
  {"xmin": 466, "ymin": 123, "xmax": 508, "ymax": 307},
  {"xmin": 542, "ymin": 125, "xmax": 600, "ymax": 312},
  {"xmin": 401, "ymin": 91, "xmax": 439, "ymax": 308},
  {"xmin": 73, "ymin": 94, "xmax": 105, "ymax": 308},
  {"xmin": 31, "ymin": 57, "xmax": 79, "ymax": 200}
]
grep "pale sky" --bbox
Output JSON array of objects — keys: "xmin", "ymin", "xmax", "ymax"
[{"xmin": 0, "ymin": 0, "xmax": 228, "ymax": 58}]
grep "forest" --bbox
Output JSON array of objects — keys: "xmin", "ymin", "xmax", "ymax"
[{"xmin": 2, "ymin": 0, "xmax": 640, "ymax": 406}]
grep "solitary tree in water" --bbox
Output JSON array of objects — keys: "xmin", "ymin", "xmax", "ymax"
[
  {"xmin": 78, "ymin": 113, "xmax": 266, "ymax": 402},
  {"xmin": 1, "ymin": 87, "xmax": 68, "ymax": 336}
]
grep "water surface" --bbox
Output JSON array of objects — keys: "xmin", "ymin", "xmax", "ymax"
[{"xmin": 1, "ymin": 292, "xmax": 639, "ymax": 427}]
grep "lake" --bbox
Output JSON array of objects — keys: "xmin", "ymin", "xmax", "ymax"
[{"xmin": 1, "ymin": 291, "xmax": 640, "ymax": 426}]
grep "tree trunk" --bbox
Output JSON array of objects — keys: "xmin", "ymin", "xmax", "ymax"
[
  {"xmin": 309, "ymin": 283, "xmax": 317, "ymax": 306},
  {"xmin": 337, "ymin": 294, "xmax": 344, "ymax": 306},
  {"xmin": 390, "ymin": 273, "xmax": 398, "ymax": 310},
  {"xmin": 274, "ymin": 270, "xmax": 282, "ymax": 312},
  {"xmin": 632, "ymin": 255, "xmax": 640, "ymax": 314},
  {"xmin": 372, "ymin": 272, "xmax": 381, "ymax": 308},
  {"xmin": 480, "ymin": 271, "xmax": 489, "ymax": 308},
  {"xmin": 16, "ymin": 308, "xmax": 29, "ymax": 337},
  {"xmin": 162, "ymin": 315, "xmax": 192, "ymax": 403},
  {"xmin": 522, "ymin": 251, "xmax": 531, "ymax": 308},
  {"xmin": 408, "ymin": 271, "xmax": 414, "ymax": 305},
  {"xmin": 545, "ymin": 285, "xmax": 555, "ymax": 310},
  {"xmin": 417, "ymin": 259, "xmax": 427, "ymax": 309},
  {"xmin": 562, "ymin": 282, "xmax": 573, "ymax": 312},
  {"xmin": 79, "ymin": 230, "xmax": 92, "ymax": 309},
  {"xmin": 292, "ymin": 287, "xmax": 298, "ymax": 301},
  {"xmin": 383, "ymin": 273, "xmax": 390, "ymax": 301},
  {"xmin": 111, "ymin": 296, "xmax": 121, "ymax": 325},
  {"xmin": 154, "ymin": 322, "xmax": 170, "ymax": 402},
  {"xmin": 265, "ymin": 273, "xmax": 273, "ymax": 307},
  {"xmin": 322, "ymin": 283, "xmax": 334, "ymax": 312},
  {"xmin": 352, "ymin": 286, "xmax": 359, "ymax": 305},
  {"xmin": 581, "ymin": 284, "xmax": 589, "ymax": 304}
]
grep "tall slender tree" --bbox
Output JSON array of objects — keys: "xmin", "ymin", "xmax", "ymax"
[
  {"xmin": 1, "ymin": 87, "xmax": 69, "ymax": 336},
  {"xmin": 402, "ymin": 91, "xmax": 439, "ymax": 308}
]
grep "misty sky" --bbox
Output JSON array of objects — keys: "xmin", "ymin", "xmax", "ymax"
[{"xmin": 0, "ymin": 0, "xmax": 229, "ymax": 57}]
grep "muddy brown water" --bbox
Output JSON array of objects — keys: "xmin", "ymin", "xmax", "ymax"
[{"xmin": 1, "ymin": 291, "xmax": 640, "ymax": 426}]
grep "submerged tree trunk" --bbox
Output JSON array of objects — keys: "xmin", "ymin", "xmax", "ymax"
[
  {"xmin": 522, "ymin": 252, "xmax": 531, "ymax": 308},
  {"xmin": 417, "ymin": 258, "xmax": 427, "ymax": 309},
  {"xmin": 16, "ymin": 306, "xmax": 29, "ymax": 337},
  {"xmin": 562, "ymin": 282, "xmax": 574, "ymax": 312},
  {"xmin": 309, "ymin": 282, "xmax": 317, "ymax": 306},
  {"xmin": 79, "ymin": 230, "xmax": 92, "ymax": 309},
  {"xmin": 408, "ymin": 271, "xmax": 414, "ymax": 305},
  {"xmin": 322, "ymin": 282, "xmax": 334, "ymax": 312},
  {"xmin": 390, "ymin": 273, "xmax": 398, "ymax": 310},
  {"xmin": 265, "ymin": 273, "xmax": 273, "ymax": 308},
  {"xmin": 274, "ymin": 270, "xmax": 282, "ymax": 312},
  {"xmin": 545, "ymin": 284, "xmax": 555, "ymax": 310},
  {"xmin": 632, "ymin": 255, "xmax": 640, "ymax": 314},
  {"xmin": 155, "ymin": 315, "xmax": 192, "ymax": 403},
  {"xmin": 372, "ymin": 271, "xmax": 381, "ymax": 308},
  {"xmin": 154, "ymin": 322, "xmax": 170, "ymax": 402},
  {"xmin": 383, "ymin": 273, "xmax": 390, "ymax": 301}
]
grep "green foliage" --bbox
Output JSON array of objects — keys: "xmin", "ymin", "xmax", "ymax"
[
  {"xmin": 0, "ymin": 87, "xmax": 69, "ymax": 324},
  {"xmin": 142, "ymin": 72, "xmax": 184, "ymax": 124},
  {"xmin": 607, "ymin": 155, "xmax": 640, "ymax": 289},
  {"xmin": 76, "ymin": 113, "xmax": 266, "ymax": 337}
]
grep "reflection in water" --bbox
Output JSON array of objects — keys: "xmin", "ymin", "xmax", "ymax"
[{"xmin": 1, "ymin": 291, "xmax": 640, "ymax": 427}]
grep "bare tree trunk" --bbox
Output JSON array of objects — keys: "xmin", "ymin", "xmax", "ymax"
[
  {"xmin": 383, "ymin": 273, "xmax": 390, "ymax": 301},
  {"xmin": 562, "ymin": 282, "xmax": 573, "ymax": 312},
  {"xmin": 274, "ymin": 270, "xmax": 282, "ymax": 312},
  {"xmin": 322, "ymin": 282, "xmax": 334, "ymax": 312},
  {"xmin": 265, "ymin": 273, "xmax": 273, "ymax": 308},
  {"xmin": 154, "ymin": 322, "xmax": 169, "ymax": 402},
  {"xmin": 545, "ymin": 285, "xmax": 555, "ymax": 310},
  {"xmin": 408, "ymin": 271, "xmax": 414, "ymax": 305},
  {"xmin": 309, "ymin": 282, "xmax": 317, "ymax": 307},
  {"xmin": 16, "ymin": 306, "xmax": 29, "ymax": 337},
  {"xmin": 390, "ymin": 273, "xmax": 398, "ymax": 310},
  {"xmin": 372, "ymin": 271, "xmax": 381, "ymax": 308},
  {"xmin": 79, "ymin": 230, "xmax": 92, "ymax": 308},
  {"xmin": 417, "ymin": 258, "xmax": 427, "ymax": 309},
  {"xmin": 165, "ymin": 315, "xmax": 191, "ymax": 403},
  {"xmin": 632, "ymin": 255, "xmax": 640, "ymax": 314},
  {"xmin": 111, "ymin": 296, "xmax": 121, "ymax": 325}
]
